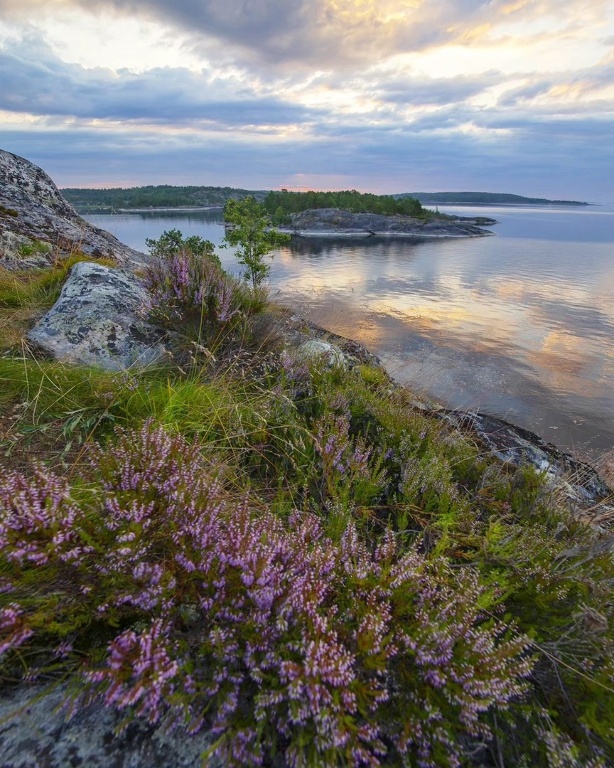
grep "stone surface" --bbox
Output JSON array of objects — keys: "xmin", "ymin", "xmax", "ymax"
[
  {"xmin": 444, "ymin": 410, "xmax": 614, "ymax": 514},
  {"xmin": 279, "ymin": 208, "xmax": 495, "ymax": 238},
  {"xmin": 28, "ymin": 262, "xmax": 168, "ymax": 371},
  {"xmin": 0, "ymin": 684, "xmax": 219, "ymax": 768},
  {"xmin": 0, "ymin": 149, "xmax": 146, "ymax": 268},
  {"xmin": 294, "ymin": 338, "xmax": 347, "ymax": 367}
]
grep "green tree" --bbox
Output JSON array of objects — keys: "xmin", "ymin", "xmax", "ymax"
[
  {"xmin": 223, "ymin": 197, "xmax": 290, "ymax": 289},
  {"xmin": 145, "ymin": 229, "xmax": 220, "ymax": 266}
]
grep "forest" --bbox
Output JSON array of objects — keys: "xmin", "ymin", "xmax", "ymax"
[
  {"xmin": 264, "ymin": 189, "xmax": 427, "ymax": 221},
  {"xmin": 61, "ymin": 185, "xmax": 266, "ymax": 213},
  {"xmin": 402, "ymin": 191, "xmax": 588, "ymax": 205}
]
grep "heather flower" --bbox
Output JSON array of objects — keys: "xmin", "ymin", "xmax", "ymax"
[
  {"xmin": 144, "ymin": 247, "xmax": 242, "ymax": 333},
  {"xmin": 0, "ymin": 603, "xmax": 33, "ymax": 655},
  {"xmin": 0, "ymin": 422, "xmax": 533, "ymax": 767},
  {"xmin": 314, "ymin": 412, "xmax": 386, "ymax": 505}
]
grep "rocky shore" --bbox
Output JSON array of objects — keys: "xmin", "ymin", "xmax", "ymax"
[{"xmin": 277, "ymin": 207, "xmax": 496, "ymax": 238}]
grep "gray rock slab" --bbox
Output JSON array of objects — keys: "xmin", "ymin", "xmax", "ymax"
[
  {"xmin": 0, "ymin": 684, "xmax": 219, "ymax": 768},
  {"xmin": 0, "ymin": 149, "xmax": 146, "ymax": 268},
  {"xmin": 444, "ymin": 410, "xmax": 614, "ymax": 512},
  {"xmin": 28, "ymin": 262, "xmax": 168, "ymax": 371}
]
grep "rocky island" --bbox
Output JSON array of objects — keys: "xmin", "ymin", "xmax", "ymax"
[
  {"xmin": 277, "ymin": 207, "xmax": 496, "ymax": 238},
  {"xmin": 0, "ymin": 149, "xmax": 613, "ymax": 768}
]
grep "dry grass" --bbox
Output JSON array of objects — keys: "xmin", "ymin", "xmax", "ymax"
[{"xmin": 0, "ymin": 307, "xmax": 46, "ymax": 352}]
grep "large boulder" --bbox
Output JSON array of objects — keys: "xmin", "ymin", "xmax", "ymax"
[
  {"xmin": 28, "ymin": 262, "xmax": 167, "ymax": 371},
  {"xmin": 0, "ymin": 149, "xmax": 146, "ymax": 268}
]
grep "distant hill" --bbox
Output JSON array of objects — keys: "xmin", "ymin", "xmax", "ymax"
[
  {"xmin": 61, "ymin": 185, "xmax": 268, "ymax": 213},
  {"xmin": 396, "ymin": 192, "xmax": 589, "ymax": 206},
  {"xmin": 61, "ymin": 186, "xmax": 591, "ymax": 214}
]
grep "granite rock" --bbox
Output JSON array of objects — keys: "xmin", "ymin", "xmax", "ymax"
[
  {"xmin": 279, "ymin": 208, "xmax": 494, "ymax": 238},
  {"xmin": 0, "ymin": 684, "xmax": 219, "ymax": 768},
  {"xmin": 28, "ymin": 262, "xmax": 168, "ymax": 371},
  {"xmin": 0, "ymin": 149, "xmax": 146, "ymax": 268}
]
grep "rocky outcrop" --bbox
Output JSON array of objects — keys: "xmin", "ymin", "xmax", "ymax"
[
  {"xmin": 0, "ymin": 684, "xmax": 219, "ymax": 768},
  {"xmin": 278, "ymin": 208, "xmax": 495, "ymax": 238},
  {"xmin": 272, "ymin": 312, "xmax": 613, "ymax": 515},
  {"xmin": 442, "ymin": 411, "xmax": 613, "ymax": 515},
  {"xmin": 0, "ymin": 150, "xmax": 146, "ymax": 268},
  {"xmin": 28, "ymin": 262, "xmax": 168, "ymax": 371}
]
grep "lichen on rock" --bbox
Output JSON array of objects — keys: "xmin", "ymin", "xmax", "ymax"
[
  {"xmin": 0, "ymin": 149, "xmax": 146, "ymax": 268},
  {"xmin": 28, "ymin": 262, "xmax": 168, "ymax": 371}
]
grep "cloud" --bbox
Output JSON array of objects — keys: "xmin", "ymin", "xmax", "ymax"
[
  {"xmin": 0, "ymin": 35, "xmax": 320, "ymax": 128},
  {"xmin": 367, "ymin": 72, "xmax": 502, "ymax": 106},
  {"xmin": 3, "ymin": 101, "xmax": 613, "ymax": 200},
  {"xmin": 0, "ymin": 0, "xmax": 524, "ymax": 68},
  {"xmin": 0, "ymin": 0, "xmax": 612, "ymax": 199}
]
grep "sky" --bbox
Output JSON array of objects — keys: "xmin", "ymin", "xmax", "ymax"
[{"xmin": 0, "ymin": 0, "xmax": 613, "ymax": 199}]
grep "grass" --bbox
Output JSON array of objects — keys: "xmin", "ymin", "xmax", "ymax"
[
  {"xmin": 0, "ymin": 245, "xmax": 613, "ymax": 766},
  {"xmin": 0, "ymin": 254, "xmax": 116, "ymax": 354}
]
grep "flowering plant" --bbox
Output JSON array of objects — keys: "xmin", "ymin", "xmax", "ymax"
[{"xmin": 0, "ymin": 422, "xmax": 532, "ymax": 766}]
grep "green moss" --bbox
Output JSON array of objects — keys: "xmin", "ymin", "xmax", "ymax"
[{"xmin": 17, "ymin": 239, "xmax": 52, "ymax": 257}]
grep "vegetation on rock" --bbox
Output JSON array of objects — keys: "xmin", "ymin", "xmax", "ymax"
[{"xmin": 264, "ymin": 190, "xmax": 428, "ymax": 224}]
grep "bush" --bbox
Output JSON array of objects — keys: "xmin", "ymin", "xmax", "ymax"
[
  {"xmin": 145, "ymin": 229, "xmax": 220, "ymax": 266},
  {"xmin": 0, "ymin": 421, "xmax": 533, "ymax": 767},
  {"xmin": 143, "ymin": 243, "xmax": 256, "ymax": 352}
]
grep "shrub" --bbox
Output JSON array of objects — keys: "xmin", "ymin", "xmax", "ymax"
[
  {"xmin": 0, "ymin": 421, "xmax": 533, "ymax": 767},
  {"xmin": 143, "ymin": 245, "xmax": 253, "ymax": 352},
  {"xmin": 145, "ymin": 229, "xmax": 220, "ymax": 266}
]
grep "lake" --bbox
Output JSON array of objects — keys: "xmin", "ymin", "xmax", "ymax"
[{"xmin": 85, "ymin": 204, "xmax": 614, "ymax": 458}]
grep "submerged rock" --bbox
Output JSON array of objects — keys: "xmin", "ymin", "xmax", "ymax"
[
  {"xmin": 28, "ymin": 262, "xmax": 168, "ymax": 371},
  {"xmin": 0, "ymin": 149, "xmax": 146, "ymax": 268}
]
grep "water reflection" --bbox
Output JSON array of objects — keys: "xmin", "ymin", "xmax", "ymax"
[{"xmin": 86, "ymin": 206, "xmax": 614, "ymax": 454}]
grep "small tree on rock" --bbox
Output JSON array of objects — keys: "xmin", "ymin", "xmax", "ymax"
[{"xmin": 223, "ymin": 197, "xmax": 290, "ymax": 289}]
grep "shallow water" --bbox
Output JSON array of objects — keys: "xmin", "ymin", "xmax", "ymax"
[{"xmin": 86, "ymin": 204, "xmax": 614, "ymax": 456}]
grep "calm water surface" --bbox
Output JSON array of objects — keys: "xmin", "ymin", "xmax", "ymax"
[{"xmin": 86, "ymin": 204, "xmax": 614, "ymax": 456}]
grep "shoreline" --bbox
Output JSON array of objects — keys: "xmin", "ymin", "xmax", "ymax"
[
  {"xmin": 278, "ymin": 228, "xmax": 495, "ymax": 239},
  {"xmin": 287, "ymin": 312, "xmax": 613, "ymax": 508},
  {"xmin": 116, "ymin": 205, "xmax": 224, "ymax": 214}
]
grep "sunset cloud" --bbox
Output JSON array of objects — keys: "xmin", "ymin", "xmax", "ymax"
[{"xmin": 0, "ymin": 0, "xmax": 612, "ymax": 197}]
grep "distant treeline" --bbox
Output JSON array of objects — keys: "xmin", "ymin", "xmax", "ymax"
[
  {"xmin": 400, "ymin": 191, "xmax": 588, "ymax": 206},
  {"xmin": 264, "ymin": 190, "xmax": 427, "ymax": 222},
  {"xmin": 61, "ymin": 185, "xmax": 267, "ymax": 213}
]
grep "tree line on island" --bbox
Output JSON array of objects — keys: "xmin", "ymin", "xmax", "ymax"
[
  {"xmin": 61, "ymin": 185, "xmax": 268, "ymax": 213},
  {"xmin": 62, "ymin": 184, "xmax": 588, "ymax": 215},
  {"xmin": 262, "ymin": 189, "xmax": 428, "ymax": 223}
]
